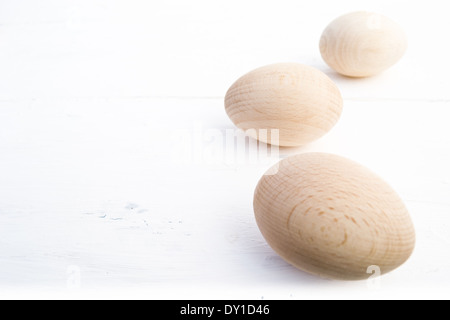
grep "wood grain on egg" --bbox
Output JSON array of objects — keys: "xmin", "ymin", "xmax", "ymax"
[
  {"xmin": 225, "ymin": 63, "xmax": 343, "ymax": 147},
  {"xmin": 320, "ymin": 12, "xmax": 408, "ymax": 78},
  {"xmin": 254, "ymin": 153, "xmax": 415, "ymax": 280}
]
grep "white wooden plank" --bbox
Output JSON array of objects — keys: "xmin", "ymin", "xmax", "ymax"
[
  {"xmin": 0, "ymin": 98, "xmax": 449, "ymax": 298},
  {"xmin": 0, "ymin": 0, "xmax": 449, "ymax": 100},
  {"xmin": 1, "ymin": 0, "xmax": 449, "ymax": 299}
]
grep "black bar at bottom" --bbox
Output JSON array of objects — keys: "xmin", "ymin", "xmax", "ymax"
[{"xmin": 168, "ymin": 301, "xmax": 297, "ymax": 318}]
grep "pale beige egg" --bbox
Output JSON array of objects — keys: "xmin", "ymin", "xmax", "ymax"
[
  {"xmin": 254, "ymin": 153, "xmax": 415, "ymax": 280},
  {"xmin": 320, "ymin": 12, "xmax": 408, "ymax": 77},
  {"xmin": 225, "ymin": 63, "xmax": 343, "ymax": 147}
]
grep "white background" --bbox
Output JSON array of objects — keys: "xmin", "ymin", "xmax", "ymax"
[{"xmin": 0, "ymin": 0, "xmax": 449, "ymax": 299}]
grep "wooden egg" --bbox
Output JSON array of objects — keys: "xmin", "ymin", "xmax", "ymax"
[
  {"xmin": 320, "ymin": 12, "xmax": 408, "ymax": 77},
  {"xmin": 225, "ymin": 63, "xmax": 343, "ymax": 147},
  {"xmin": 254, "ymin": 153, "xmax": 415, "ymax": 280}
]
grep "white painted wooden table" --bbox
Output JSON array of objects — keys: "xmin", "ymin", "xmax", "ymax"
[{"xmin": 1, "ymin": 0, "xmax": 449, "ymax": 299}]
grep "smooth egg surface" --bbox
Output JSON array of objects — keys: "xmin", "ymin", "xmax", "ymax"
[
  {"xmin": 320, "ymin": 12, "xmax": 408, "ymax": 77},
  {"xmin": 225, "ymin": 63, "xmax": 343, "ymax": 147},
  {"xmin": 254, "ymin": 153, "xmax": 415, "ymax": 280}
]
